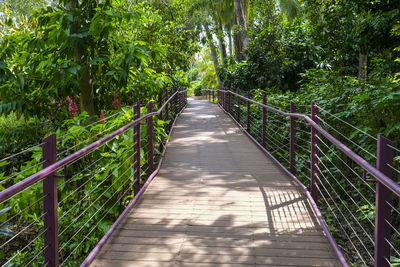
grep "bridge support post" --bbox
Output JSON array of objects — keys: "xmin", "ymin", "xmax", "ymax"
[
  {"xmin": 289, "ymin": 102, "xmax": 297, "ymax": 175},
  {"xmin": 147, "ymin": 102, "xmax": 154, "ymax": 174},
  {"xmin": 262, "ymin": 95, "xmax": 267, "ymax": 148},
  {"xmin": 247, "ymin": 92, "xmax": 251, "ymax": 133},
  {"xmin": 212, "ymin": 90, "xmax": 215, "ymax": 103},
  {"xmin": 42, "ymin": 134, "xmax": 59, "ymax": 267},
  {"xmin": 223, "ymin": 90, "xmax": 226, "ymax": 111},
  {"xmin": 237, "ymin": 89, "xmax": 241, "ymax": 124},
  {"xmin": 175, "ymin": 89, "xmax": 178, "ymax": 116},
  {"xmin": 374, "ymin": 135, "xmax": 393, "ymax": 267},
  {"xmin": 310, "ymin": 101, "xmax": 319, "ymax": 200},
  {"xmin": 227, "ymin": 89, "xmax": 230, "ymax": 114},
  {"xmin": 181, "ymin": 89, "xmax": 184, "ymax": 110},
  {"xmin": 230, "ymin": 89, "xmax": 233, "ymax": 115},
  {"xmin": 133, "ymin": 101, "xmax": 141, "ymax": 195}
]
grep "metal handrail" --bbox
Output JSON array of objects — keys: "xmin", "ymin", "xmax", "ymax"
[
  {"xmin": 0, "ymin": 90, "xmax": 187, "ymax": 203},
  {"xmin": 220, "ymin": 89, "xmax": 400, "ymax": 197}
]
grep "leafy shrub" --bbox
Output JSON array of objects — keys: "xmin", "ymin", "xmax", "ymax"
[
  {"xmin": 0, "ymin": 112, "xmax": 49, "ymax": 158},
  {"xmin": 194, "ymin": 83, "xmax": 203, "ymax": 96},
  {"xmin": 0, "ymin": 103, "xmax": 169, "ymax": 266}
]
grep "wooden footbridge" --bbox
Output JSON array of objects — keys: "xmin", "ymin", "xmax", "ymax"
[
  {"xmin": 91, "ymin": 100, "xmax": 339, "ymax": 266},
  {"xmin": 1, "ymin": 89, "xmax": 399, "ymax": 267}
]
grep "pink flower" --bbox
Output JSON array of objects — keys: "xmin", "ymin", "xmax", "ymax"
[
  {"xmin": 99, "ymin": 110, "xmax": 105, "ymax": 124},
  {"xmin": 66, "ymin": 96, "xmax": 78, "ymax": 117},
  {"xmin": 112, "ymin": 91, "xmax": 121, "ymax": 109}
]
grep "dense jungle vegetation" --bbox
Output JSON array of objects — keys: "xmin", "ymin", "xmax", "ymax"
[{"xmin": 0, "ymin": 0, "xmax": 399, "ymax": 266}]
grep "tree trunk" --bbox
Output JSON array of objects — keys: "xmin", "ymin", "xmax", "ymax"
[
  {"xmin": 79, "ymin": 54, "xmax": 95, "ymax": 115},
  {"xmin": 203, "ymin": 23, "xmax": 224, "ymax": 89},
  {"xmin": 219, "ymin": 36, "xmax": 227, "ymax": 62},
  {"xmin": 228, "ymin": 28, "xmax": 233, "ymax": 57},
  {"xmin": 210, "ymin": 42, "xmax": 223, "ymax": 88},
  {"xmin": 358, "ymin": 52, "xmax": 368, "ymax": 83},
  {"xmin": 69, "ymin": 0, "xmax": 95, "ymax": 115},
  {"xmin": 233, "ymin": 13, "xmax": 244, "ymax": 62},
  {"xmin": 234, "ymin": 0, "xmax": 248, "ymax": 48}
]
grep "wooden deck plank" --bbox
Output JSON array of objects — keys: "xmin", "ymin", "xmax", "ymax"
[{"xmin": 90, "ymin": 100, "xmax": 340, "ymax": 267}]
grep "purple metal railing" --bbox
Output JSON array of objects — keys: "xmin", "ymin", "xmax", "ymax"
[
  {"xmin": 218, "ymin": 88, "xmax": 400, "ymax": 267},
  {"xmin": 0, "ymin": 89, "xmax": 187, "ymax": 267}
]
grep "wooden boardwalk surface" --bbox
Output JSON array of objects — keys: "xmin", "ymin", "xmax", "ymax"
[{"xmin": 91, "ymin": 100, "xmax": 340, "ymax": 267}]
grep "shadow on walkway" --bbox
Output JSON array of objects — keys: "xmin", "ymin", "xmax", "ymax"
[{"xmin": 91, "ymin": 100, "xmax": 340, "ymax": 267}]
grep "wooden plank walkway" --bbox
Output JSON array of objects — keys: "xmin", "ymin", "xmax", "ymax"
[{"xmin": 91, "ymin": 100, "xmax": 340, "ymax": 267}]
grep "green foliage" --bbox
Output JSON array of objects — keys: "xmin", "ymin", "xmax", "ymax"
[
  {"xmin": 0, "ymin": 0, "xmax": 198, "ymax": 117},
  {"xmin": 0, "ymin": 207, "xmax": 13, "ymax": 237},
  {"xmin": 0, "ymin": 103, "xmax": 169, "ymax": 265},
  {"xmin": 0, "ymin": 113, "xmax": 49, "ymax": 158}
]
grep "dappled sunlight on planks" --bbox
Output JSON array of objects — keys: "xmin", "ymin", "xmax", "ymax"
[{"xmin": 91, "ymin": 100, "xmax": 340, "ymax": 267}]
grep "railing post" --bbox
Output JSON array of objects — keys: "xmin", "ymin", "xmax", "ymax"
[
  {"xmin": 222, "ymin": 90, "xmax": 226, "ymax": 110},
  {"xmin": 147, "ymin": 102, "xmax": 154, "ymax": 174},
  {"xmin": 237, "ymin": 89, "xmax": 241, "ymax": 124},
  {"xmin": 212, "ymin": 89, "xmax": 215, "ymax": 103},
  {"xmin": 165, "ymin": 90, "xmax": 170, "ymax": 133},
  {"xmin": 374, "ymin": 135, "xmax": 393, "ymax": 267},
  {"xmin": 247, "ymin": 91, "xmax": 251, "ymax": 133},
  {"xmin": 133, "ymin": 101, "xmax": 141, "ymax": 195},
  {"xmin": 289, "ymin": 102, "xmax": 297, "ymax": 175},
  {"xmin": 174, "ymin": 89, "xmax": 178, "ymax": 115},
  {"xmin": 209, "ymin": 89, "xmax": 211, "ymax": 102},
  {"xmin": 262, "ymin": 95, "xmax": 267, "ymax": 148},
  {"xmin": 310, "ymin": 101, "xmax": 319, "ymax": 200},
  {"xmin": 42, "ymin": 134, "xmax": 59, "ymax": 267},
  {"xmin": 180, "ymin": 89, "xmax": 183, "ymax": 110},
  {"xmin": 228, "ymin": 90, "xmax": 231, "ymax": 113},
  {"xmin": 229, "ymin": 89, "xmax": 233, "ymax": 115}
]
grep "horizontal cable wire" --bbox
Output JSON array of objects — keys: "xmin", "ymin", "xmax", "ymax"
[
  {"xmin": 267, "ymin": 136, "xmax": 289, "ymax": 150},
  {"xmin": 317, "ymin": 106, "xmax": 377, "ymax": 141},
  {"xmin": 316, "ymin": 154, "xmax": 375, "ymax": 227},
  {"xmin": 58, "ymin": 133, "xmax": 136, "ymax": 184},
  {"xmin": 316, "ymin": 143, "xmax": 375, "ymax": 205},
  {"xmin": 385, "ymin": 219, "xmax": 400, "ymax": 241},
  {"xmin": 387, "ymin": 144, "xmax": 400, "ymax": 154},
  {"xmin": 0, "ymin": 142, "xmax": 46, "ymax": 163},
  {"xmin": 57, "ymin": 154, "xmax": 104, "ymax": 189},
  {"xmin": 59, "ymin": 166, "xmax": 134, "ymax": 253},
  {"xmin": 0, "ymin": 194, "xmax": 46, "ymax": 228},
  {"xmin": 316, "ymin": 135, "xmax": 376, "ymax": 193},
  {"xmin": 385, "ymin": 237, "xmax": 400, "ymax": 258},
  {"xmin": 270, "ymin": 147, "xmax": 290, "ymax": 163},
  {"xmin": 0, "ymin": 211, "xmax": 47, "ymax": 250},
  {"xmin": 386, "ymin": 200, "xmax": 400, "ymax": 217},
  {"xmin": 317, "ymin": 115, "xmax": 376, "ymax": 159},
  {"xmin": 24, "ymin": 244, "xmax": 47, "ymax": 266},
  {"xmin": 1, "ymin": 228, "xmax": 48, "ymax": 267},
  {"xmin": 1, "ymin": 160, "xmax": 45, "ymax": 186},
  {"xmin": 265, "ymin": 125, "xmax": 290, "ymax": 141},
  {"xmin": 58, "ymin": 143, "xmax": 135, "ymax": 204},
  {"xmin": 59, "ymin": 155, "xmax": 136, "ymax": 236},
  {"xmin": 296, "ymin": 135, "xmax": 311, "ymax": 144},
  {"xmin": 296, "ymin": 143, "xmax": 311, "ymax": 154},
  {"xmin": 59, "ymin": 158, "xmax": 136, "ymax": 231},
  {"xmin": 386, "ymin": 163, "xmax": 400, "ymax": 175},
  {"xmin": 57, "ymin": 122, "xmax": 126, "ymax": 158},
  {"xmin": 60, "ymin": 182, "xmax": 133, "ymax": 266},
  {"xmin": 315, "ymin": 164, "xmax": 375, "ymax": 240},
  {"xmin": 315, "ymin": 185, "xmax": 369, "ymax": 266},
  {"xmin": 296, "ymin": 127, "xmax": 312, "ymax": 135},
  {"xmin": 266, "ymin": 121, "xmax": 288, "ymax": 135},
  {"xmin": 59, "ymin": 110, "xmax": 126, "ymax": 140}
]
